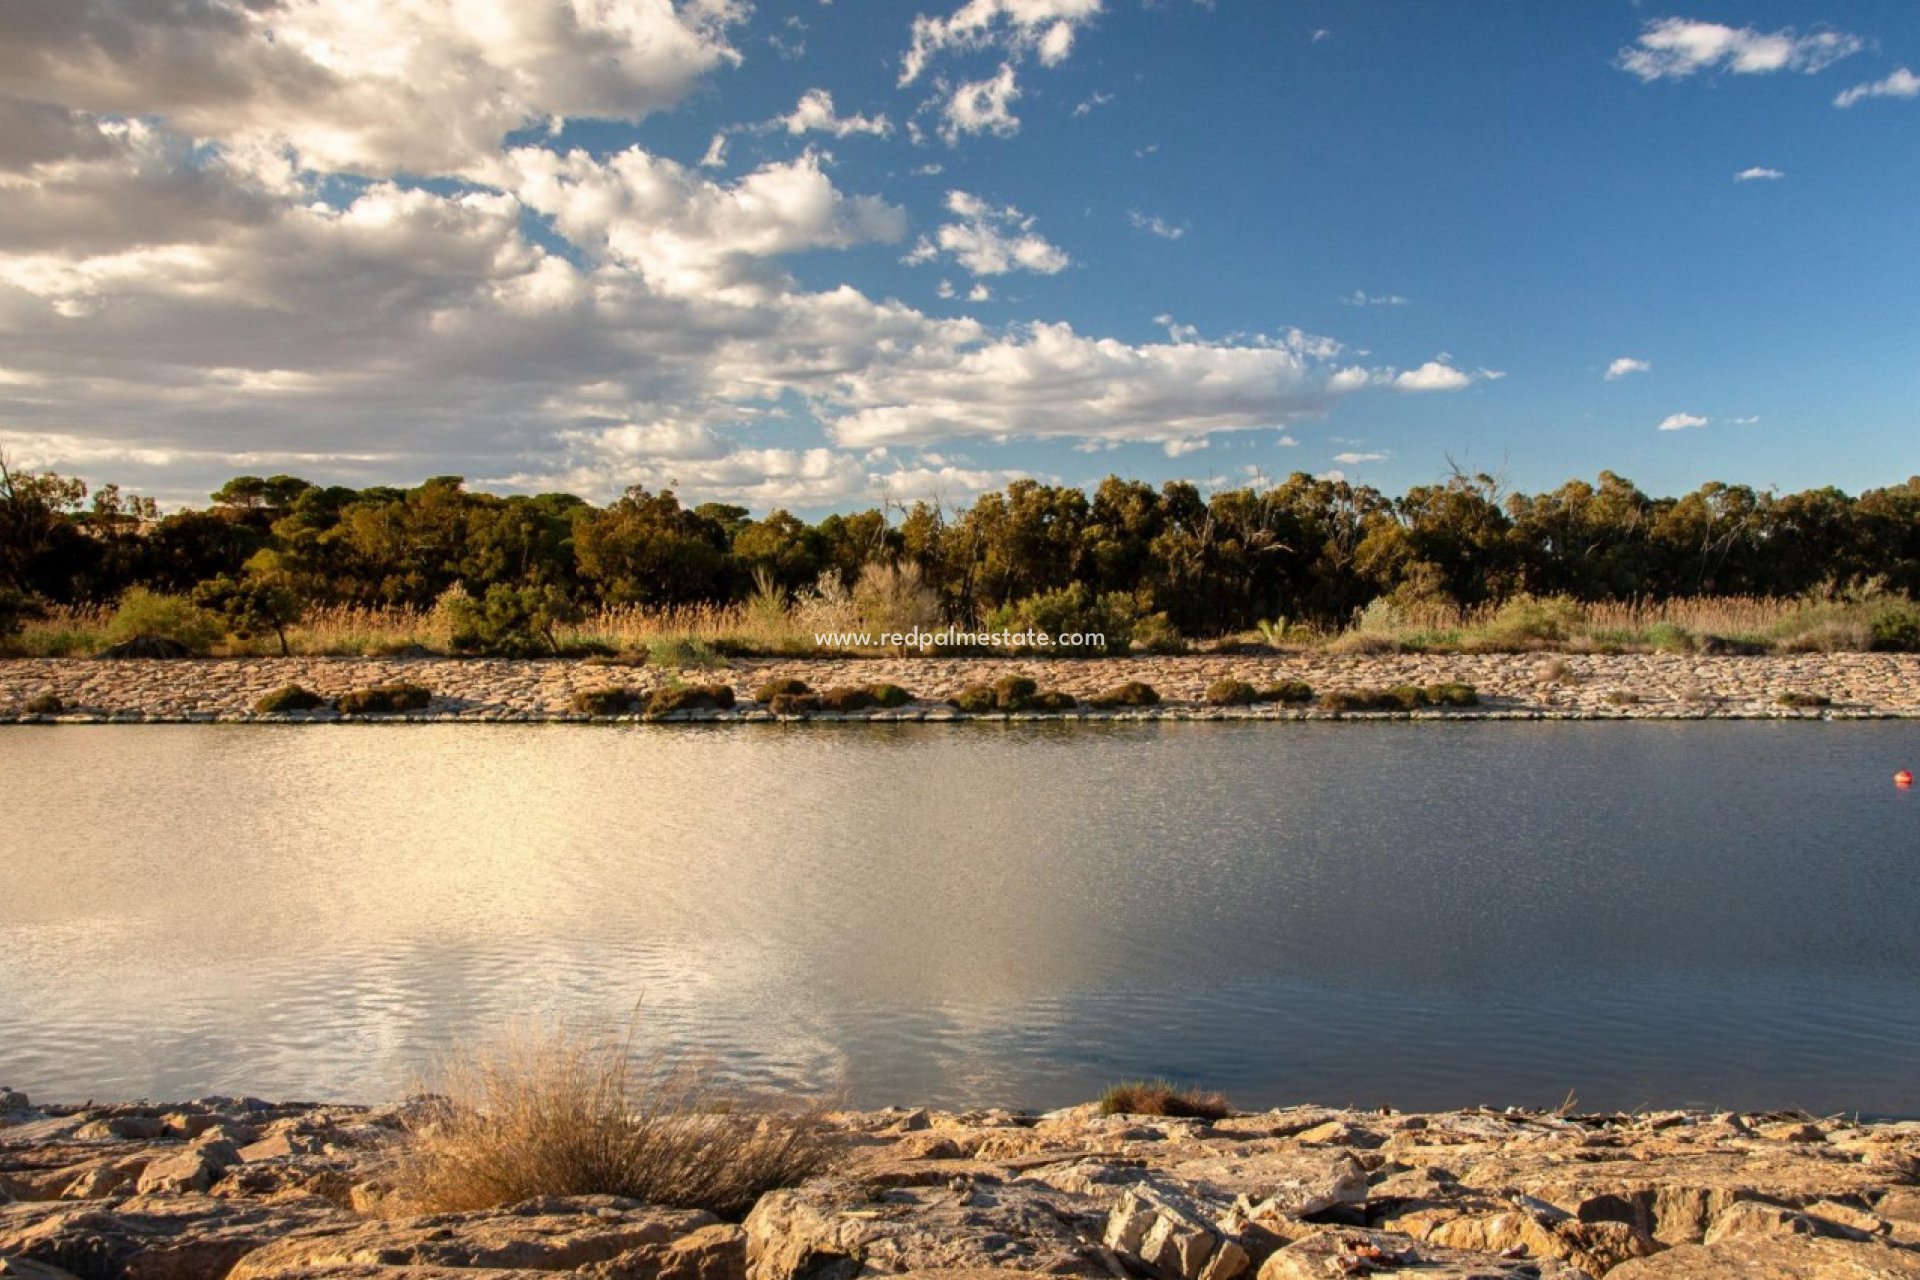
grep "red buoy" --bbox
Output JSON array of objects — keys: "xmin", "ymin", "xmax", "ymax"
[{"xmin": 1899, "ymin": 770, "xmax": 1915, "ymax": 788}]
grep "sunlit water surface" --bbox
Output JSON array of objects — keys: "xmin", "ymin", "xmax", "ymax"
[{"xmin": 3, "ymin": 722, "xmax": 1917, "ymax": 1113}]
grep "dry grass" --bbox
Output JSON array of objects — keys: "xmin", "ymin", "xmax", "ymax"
[
  {"xmin": 1098, "ymin": 1080, "xmax": 1232, "ymax": 1121},
  {"xmin": 387, "ymin": 1021, "xmax": 840, "ymax": 1220}
]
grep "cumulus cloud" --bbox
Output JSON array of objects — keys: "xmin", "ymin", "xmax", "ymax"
[
  {"xmin": 1128, "ymin": 211, "xmax": 1187, "ymax": 240},
  {"xmin": 1331, "ymin": 451, "xmax": 1387, "ymax": 465},
  {"xmin": 1619, "ymin": 18, "xmax": 1863, "ymax": 82},
  {"xmin": 1659, "ymin": 413, "xmax": 1709, "ymax": 431},
  {"xmin": 1734, "ymin": 166, "xmax": 1785, "ymax": 182},
  {"xmin": 0, "ymin": 0, "xmax": 747, "ymax": 175},
  {"xmin": 776, "ymin": 89, "xmax": 892, "ymax": 138},
  {"xmin": 904, "ymin": 191, "xmax": 1070, "ymax": 276},
  {"xmin": 1835, "ymin": 67, "xmax": 1920, "ymax": 108},
  {"xmin": 1605, "ymin": 357, "xmax": 1652, "ymax": 380},
  {"xmin": 940, "ymin": 63, "xmax": 1023, "ymax": 142},
  {"xmin": 1389, "ymin": 360, "xmax": 1500, "ymax": 392},
  {"xmin": 900, "ymin": 0, "xmax": 1103, "ymax": 85}
]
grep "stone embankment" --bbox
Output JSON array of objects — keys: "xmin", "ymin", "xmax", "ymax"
[
  {"xmin": 6, "ymin": 1090, "xmax": 1920, "ymax": 1278},
  {"xmin": 1, "ymin": 653, "xmax": 1918, "ymax": 723}
]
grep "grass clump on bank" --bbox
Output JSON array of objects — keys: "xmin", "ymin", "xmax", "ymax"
[
  {"xmin": 572, "ymin": 685, "xmax": 643, "ymax": 716},
  {"xmin": 255, "ymin": 684, "xmax": 326, "ymax": 714},
  {"xmin": 1320, "ymin": 682, "xmax": 1480, "ymax": 712},
  {"xmin": 389, "ymin": 1022, "xmax": 839, "ymax": 1220},
  {"xmin": 645, "ymin": 684, "xmax": 734, "ymax": 717},
  {"xmin": 754, "ymin": 677, "xmax": 810, "ymax": 702},
  {"xmin": 23, "ymin": 692, "xmax": 62, "ymax": 715},
  {"xmin": 1088, "ymin": 681, "xmax": 1159, "ymax": 708},
  {"xmin": 1258, "ymin": 680, "xmax": 1315, "ymax": 704},
  {"xmin": 1098, "ymin": 1080, "xmax": 1232, "ymax": 1121},
  {"xmin": 1204, "ymin": 679, "xmax": 1258, "ymax": 707},
  {"xmin": 951, "ymin": 674, "xmax": 1077, "ymax": 713},
  {"xmin": 1776, "ymin": 690, "xmax": 1833, "ymax": 709},
  {"xmin": 334, "ymin": 682, "xmax": 432, "ymax": 715}
]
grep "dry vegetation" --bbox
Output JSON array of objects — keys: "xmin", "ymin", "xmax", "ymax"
[
  {"xmin": 1097, "ymin": 1080, "xmax": 1233, "ymax": 1121},
  {"xmin": 387, "ymin": 1022, "xmax": 840, "ymax": 1220}
]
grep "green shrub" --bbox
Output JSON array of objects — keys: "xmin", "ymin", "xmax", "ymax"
[
  {"xmin": 1384, "ymin": 684, "xmax": 1431, "ymax": 710},
  {"xmin": 1424, "ymin": 681, "xmax": 1481, "ymax": 708},
  {"xmin": 984, "ymin": 584, "xmax": 1134, "ymax": 655},
  {"xmin": 193, "ymin": 573, "xmax": 301, "ymax": 656},
  {"xmin": 816, "ymin": 686, "xmax": 876, "ymax": 712},
  {"xmin": 645, "ymin": 684, "xmax": 735, "ymax": 717},
  {"xmin": 0, "ymin": 588, "xmax": 41, "ymax": 643},
  {"xmin": 255, "ymin": 684, "xmax": 325, "ymax": 714},
  {"xmin": 1088, "ymin": 681, "xmax": 1159, "ymax": 708},
  {"xmin": 335, "ymin": 682, "xmax": 432, "ymax": 714},
  {"xmin": 950, "ymin": 684, "xmax": 998, "ymax": 712},
  {"xmin": 24, "ymin": 692, "xmax": 62, "ymax": 715},
  {"xmin": 1098, "ymin": 1080, "xmax": 1231, "ymax": 1121},
  {"xmin": 1869, "ymin": 605, "xmax": 1920, "ymax": 653},
  {"xmin": 1257, "ymin": 680, "xmax": 1315, "ymax": 704},
  {"xmin": 649, "ymin": 636, "xmax": 725, "ymax": 669},
  {"xmin": 572, "ymin": 686, "xmax": 642, "ymax": 716},
  {"xmin": 1131, "ymin": 612, "xmax": 1187, "ymax": 656},
  {"xmin": 1320, "ymin": 686, "xmax": 1432, "ymax": 712},
  {"xmin": 1029, "ymin": 690, "xmax": 1077, "ymax": 711},
  {"xmin": 754, "ymin": 677, "xmax": 810, "ymax": 702},
  {"xmin": 993, "ymin": 674, "xmax": 1038, "ymax": 705},
  {"xmin": 866, "ymin": 683, "xmax": 913, "ymax": 708},
  {"xmin": 1776, "ymin": 690, "xmax": 1832, "ymax": 708},
  {"xmin": 447, "ymin": 584, "xmax": 582, "ymax": 658},
  {"xmin": 1470, "ymin": 595, "xmax": 1584, "ymax": 650},
  {"xmin": 1204, "ymin": 678, "xmax": 1258, "ymax": 707},
  {"xmin": 1645, "ymin": 622, "xmax": 1693, "ymax": 654},
  {"xmin": 105, "ymin": 588, "xmax": 221, "ymax": 655},
  {"xmin": 768, "ymin": 692, "xmax": 822, "ymax": 715}
]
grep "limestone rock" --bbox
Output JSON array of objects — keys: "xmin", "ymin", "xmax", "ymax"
[
  {"xmin": 1607, "ymin": 1235, "xmax": 1920, "ymax": 1278},
  {"xmin": 228, "ymin": 1197, "xmax": 716, "ymax": 1278},
  {"xmin": 134, "ymin": 1140, "xmax": 241, "ymax": 1195},
  {"xmin": 0, "ymin": 1260, "xmax": 84, "ymax": 1280},
  {"xmin": 1257, "ymin": 1228, "xmax": 1591, "ymax": 1279},
  {"xmin": 1104, "ymin": 1183, "xmax": 1248, "ymax": 1280},
  {"xmin": 0, "ymin": 1193, "xmax": 342, "ymax": 1280}
]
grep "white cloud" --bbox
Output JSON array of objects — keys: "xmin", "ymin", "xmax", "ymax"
[
  {"xmin": 0, "ymin": 0, "xmax": 748, "ymax": 175},
  {"xmin": 1835, "ymin": 67, "xmax": 1920, "ymax": 108},
  {"xmin": 1341, "ymin": 290, "xmax": 1409, "ymax": 307},
  {"xmin": 1659, "ymin": 412, "xmax": 1709, "ymax": 431},
  {"xmin": 900, "ymin": 0, "xmax": 1103, "ymax": 85},
  {"xmin": 1605, "ymin": 357, "xmax": 1652, "ymax": 380},
  {"xmin": 777, "ymin": 89, "xmax": 892, "ymax": 138},
  {"xmin": 1734, "ymin": 167, "xmax": 1785, "ymax": 182},
  {"xmin": 904, "ymin": 191, "xmax": 1070, "ymax": 276},
  {"xmin": 1619, "ymin": 18, "xmax": 1863, "ymax": 82},
  {"xmin": 699, "ymin": 133, "xmax": 730, "ymax": 169},
  {"xmin": 1072, "ymin": 91, "xmax": 1114, "ymax": 117},
  {"xmin": 1389, "ymin": 360, "xmax": 1498, "ymax": 392},
  {"xmin": 967, "ymin": 283, "xmax": 992, "ymax": 301},
  {"xmin": 940, "ymin": 63, "xmax": 1023, "ymax": 142},
  {"xmin": 1163, "ymin": 438, "xmax": 1209, "ymax": 457},
  {"xmin": 1128, "ymin": 211, "xmax": 1187, "ymax": 240},
  {"xmin": 1331, "ymin": 451, "xmax": 1387, "ymax": 465},
  {"xmin": 1730, "ymin": 415, "xmax": 1761, "ymax": 425}
]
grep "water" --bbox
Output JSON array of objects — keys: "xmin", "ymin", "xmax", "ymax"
[{"xmin": 2, "ymin": 722, "xmax": 1917, "ymax": 1114}]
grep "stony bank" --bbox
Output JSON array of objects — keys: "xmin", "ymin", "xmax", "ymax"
[
  {"xmin": 5, "ymin": 1091, "xmax": 1920, "ymax": 1279},
  {"xmin": 2, "ymin": 653, "xmax": 1918, "ymax": 723}
]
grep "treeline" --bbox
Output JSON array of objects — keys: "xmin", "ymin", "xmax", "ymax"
[{"xmin": 3, "ymin": 460, "xmax": 1919, "ymax": 635}]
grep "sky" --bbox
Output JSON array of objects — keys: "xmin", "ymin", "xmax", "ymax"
[{"xmin": 0, "ymin": 0, "xmax": 1915, "ymax": 514}]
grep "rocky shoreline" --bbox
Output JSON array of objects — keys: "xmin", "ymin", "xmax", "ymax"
[
  {"xmin": 2, "ymin": 653, "xmax": 1918, "ymax": 723},
  {"xmin": 5, "ymin": 1091, "xmax": 1920, "ymax": 1278}
]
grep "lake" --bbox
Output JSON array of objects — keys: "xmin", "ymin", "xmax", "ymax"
[{"xmin": 2, "ymin": 722, "xmax": 1916, "ymax": 1114}]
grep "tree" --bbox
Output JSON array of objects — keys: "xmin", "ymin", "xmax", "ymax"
[
  {"xmin": 193, "ymin": 572, "xmax": 303, "ymax": 656},
  {"xmin": 445, "ymin": 583, "xmax": 584, "ymax": 657}
]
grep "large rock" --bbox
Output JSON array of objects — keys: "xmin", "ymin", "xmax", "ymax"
[
  {"xmin": 1256, "ymin": 1228, "xmax": 1591, "ymax": 1279},
  {"xmin": 1157, "ymin": 1147, "xmax": 1369, "ymax": 1216},
  {"xmin": 1103, "ymin": 1183, "xmax": 1248, "ymax": 1280},
  {"xmin": 744, "ymin": 1176, "xmax": 1108, "ymax": 1280},
  {"xmin": 0, "ymin": 1194, "xmax": 342, "ymax": 1280},
  {"xmin": 134, "ymin": 1141, "xmax": 241, "ymax": 1195},
  {"xmin": 1607, "ymin": 1235, "xmax": 1920, "ymax": 1278},
  {"xmin": 227, "ymin": 1197, "xmax": 716, "ymax": 1277},
  {"xmin": 1375, "ymin": 1193, "xmax": 1654, "ymax": 1275},
  {"xmin": 0, "ymin": 1259, "xmax": 85, "ymax": 1280}
]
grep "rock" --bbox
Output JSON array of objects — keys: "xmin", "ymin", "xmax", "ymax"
[
  {"xmin": 1104, "ymin": 1184, "xmax": 1248, "ymax": 1280},
  {"xmin": 217, "ymin": 1268, "xmax": 556, "ymax": 1279},
  {"xmin": 0, "ymin": 1194, "xmax": 342, "ymax": 1280},
  {"xmin": 134, "ymin": 1141, "xmax": 241, "ymax": 1195},
  {"xmin": 1, "ymin": 1091, "xmax": 32, "ymax": 1114},
  {"xmin": 1702, "ymin": 1197, "xmax": 1877, "ymax": 1245},
  {"xmin": 94, "ymin": 637, "xmax": 190, "ymax": 660},
  {"xmin": 0, "ymin": 1260, "xmax": 85, "ymax": 1280},
  {"xmin": 1607, "ymin": 1235, "xmax": 1920, "ymax": 1277},
  {"xmin": 1256, "ymin": 1228, "xmax": 1590, "ymax": 1279},
  {"xmin": 227, "ymin": 1197, "xmax": 717, "ymax": 1278},
  {"xmin": 744, "ymin": 1177, "xmax": 1108, "ymax": 1280},
  {"xmin": 1160, "ymin": 1148, "xmax": 1370, "ymax": 1216},
  {"xmin": 73, "ymin": 1119, "xmax": 165, "ymax": 1143},
  {"xmin": 1378, "ymin": 1197, "xmax": 1652, "ymax": 1276},
  {"xmin": 1291, "ymin": 1122, "xmax": 1384, "ymax": 1150},
  {"xmin": 579, "ymin": 1223, "xmax": 749, "ymax": 1280}
]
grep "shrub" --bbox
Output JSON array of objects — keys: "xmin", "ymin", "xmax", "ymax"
[
  {"xmin": 448, "ymin": 584, "xmax": 583, "ymax": 658},
  {"xmin": 105, "ymin": 588, "xmax": 221, "ymax": 655},
  {"xmin": 816, "ymin": 686, "xmax": 876, "ymax": 712},
  {"xmin": 1424, "ymin": 681, "xmax": 1481, "ymax": 708},
  {"xmin": 950, "ymin": 684, "xmax": 998, "ymax": 713},
  {"xmin": 1204, "ymin": 678, "xmax": 1258, "ymax": 707},
  {"xmin": 1098, "ymin": 1080, "xmax": 1231, "ymax": 1122},
  {"xmin": 1131, "ymin": 612, "xmax": 1187, "ymax": 656},
  {"xmin": 572, "ymin": 686, "xmax": 642, "ymax": 716},
  {"xmin": 1257, "ymin": 680, "xmax": 1315, "ymax": 705},
  {"xmin": 649, "ymin": 635, "xmax": 725, "ymax": 670},
  {"xmin": 0, "ymin": 588, "xmax": 41, "ymax": 643},
  {"xmin": 768, "ymin": 693, "xmax": 822, "ymax": 715},
  {"xmin": 1320, "ymin": 687, "xmax": 1417, "ymax": 713},
  {"xmin": 24, "ymin": 692, "xmax": 62, "ymax": 715},
  {"xmin": 1776, "ymin": 690, "xmax": 1832, "ymax": 709},
  {"xmin": 993, "ymin": 674, "xmax": 1038, "ymax": 704},
  {"xmin": 1471, "ymin": 595, "xmax": 1585, "ymax": 650},
  {"xmin": 646, "ymin": 684, "xmax": 735, "ymax": 717},
  {"xmin": 335, "ymin": 682, "xmax": 432, "ymax": 714},
  {"xmin": 1870, "ymin": 605, "xmax": 1920, "ymax": 653},
  {"xmin": 388, "ymin": 1021, "xmax": 839, "ymax": 1219},
  {"xmin": 1645, "ymin": 622, "xmax": 1693, "ymax": 654},
  {"xmin": 753, "ymin": 677, "xmax": 811, "ymax": 702},
  {"xmin": 1604, "ymin": 688, "xmax": 1642, "ymax": 706},
  {"xmin": 866, "ymin": 682, "xmax": 912, "ymax": 708},
  {"xmin": 852, "ymin": 562, "xmax": 943, "ymax": 638},
  {"xmin": 255, "ymin": 684, "xmax": 325, "ymax": 714},
  {"xmin": 193, "ymin": 573, "xmax": 302, "ymax": 656},
  {"xmin": 985, "ymin": 584, "xmax": 1134, "ymax": 655},
  {"xmin": 1029, "ymin": 690, "xmax": 1077, "ymax": 711},
  {"xmin": 1088, "ymin": 681, "xmax": 1160, "ymax": 708},
  {"xmin": 1384, "ymin": 684, "xmax": 1431, "ymax": 710}
]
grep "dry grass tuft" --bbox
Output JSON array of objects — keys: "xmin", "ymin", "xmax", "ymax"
[
  {"xmin": 388, "ymin": 1022, "xmax": 840, "ymax": 1220},
  {"xmin": 1098, "ymin": 1079, "xmax": 1232, "ymax": 1121}
]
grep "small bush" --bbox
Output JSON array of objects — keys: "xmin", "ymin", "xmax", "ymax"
[
  {"xmin": 1319, "ymin": 686, "xmax": 1426, "ymax": 712},
  {"xmin": 1383, "ymin": 684, "xmax": 1431, "ymax": 710},
  {"xmin": 993, "ymin": 674, "xmax": 1038, "ymax": 705},
  {"xmin": 584, "ymin": 651, "xmax": 650, "ymax": 668},
  {"xmin": 649, "ymin": 636, "xmax": 726, "ymax": 670},
  {"xmin": 1604, "ymin": 688, "xmax": 1642, "ymax": 706},
  {"xmin": 1132, "ymin": 612, "xmax": 1187, "ymax": 656},
  {"xmin": 1645, "ymin": 622, "xmax": 1693, "ymax": 654},
  {"xmin": 255, "ymin": 684, "xmax": 325, "ymax": 714},
  {"xmin": 447, "ymin": 584, "xmax": 583, "ymax": 658},
  {"xmin": 388, "ymin": 1021, "xmax": 839, "ymax": 1220},
  {"xmin": 768, "ymin": 692, "xmax": 822, "ymax": 715},
  {"xmin": 24, "ymin": 692, "xmax": 63, "ymax": 715},
  {"xmin": 104, "ymin": 588, "xmax": 221, "ymax": 655},
  {"xmin": 816, "ymin": 686, "xmax": 876, "ymax": 712},
  {"xmin": 335, "ymin": 682, "xmax": 432, "ymax": 714},
  {"xmin": 1870, "ymin": 605, "xmax": 1920, "ymax": 653},
  {"xmin": 1776, "ymin": 690, "xmax": 1832, "ymax": 709},
  {"xmin": 866, "ymin": 682, "xmax": 913, "ymax": 708},
  {"xmin": 949, "ymin": 675, "xmax": 1071, "ymax": 712},
  {"xmin": 572, "ymin": 686, "xmax": 642, "ymax": 716},
  {"xmin": 754, "ymin": 677, "xmax": 811, "ymax": 702},
  {"xmin": 950, "ymin": 684, "xmax": 997, "ymax": 713},
  {"xmin": 1257, "ymin": 680, "xmax": 1315, "ymax": 705},
  {"xmin": 1088, "ymin": 681, "xmax": 1160, "ymax": 708},
  {"xmin": 1029, "ymin": 689, "xmax": 1077, "ymax": 711},
  {"xmin": 1098, "ymin": 1080, "xmax": 1231, "ymax": 1122},
  {"xmin": 1424, "ymin": 681, "xmax": 1481, "ymax": 708},
  {"xmin": 646, "ymin": 684, "xmax": 735, "ymax": 717},
  {"xmin": 1204, "ymin": 678, "xmax": 1258, "ymax": 707}
]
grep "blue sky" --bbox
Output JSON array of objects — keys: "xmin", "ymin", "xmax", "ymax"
[{"xmin": 0, "ymin": 0, "xmax": 1914, "ymax": 510}]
